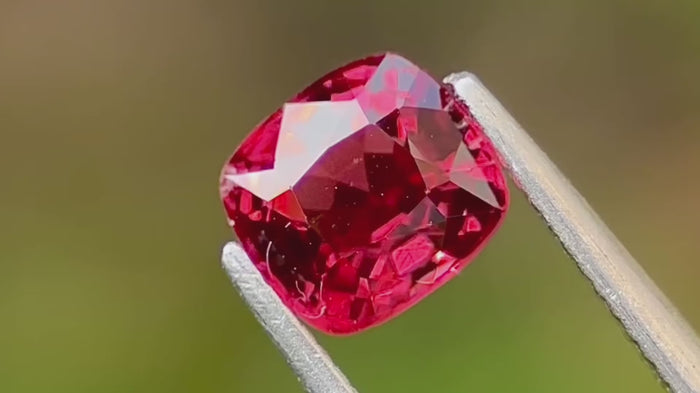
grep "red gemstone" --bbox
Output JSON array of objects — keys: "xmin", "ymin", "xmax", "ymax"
[{"xmin": 220, "ymin": 53, "xmax": 509, "ymax": 334}]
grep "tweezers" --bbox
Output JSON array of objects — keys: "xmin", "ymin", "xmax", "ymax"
[{"xmin": 221, "ymin": 72, "xmax": 700, "ymax": 393}]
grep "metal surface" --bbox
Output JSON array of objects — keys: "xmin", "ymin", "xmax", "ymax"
[
  {"xmin": 221, "ymin": 242, "xmax": 358, "ymax": 393},
  {"xmin": 221, "ymin": 72, "xmax": 700, "ymax": 393},
  {"xmin": 446, "ymin": 72, "xmax": 700, "ymax": 393}
]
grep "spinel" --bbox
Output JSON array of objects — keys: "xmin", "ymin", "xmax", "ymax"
[{"xmin": 219, "ymin": 53, "xmax": 509, "ymax": 334}]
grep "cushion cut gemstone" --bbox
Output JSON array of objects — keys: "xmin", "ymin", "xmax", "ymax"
[{"xmin": 220, "ymin": 53, "xmax": 509, "ymax": 334}]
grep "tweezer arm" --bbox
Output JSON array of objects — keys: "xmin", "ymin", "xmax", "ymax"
[
  {"xmin": 446, "ymin": 72, "xmax": 700, "ymax": 393},
  {"xmin": 222, "ymin": 242, "xmax": 358, "ymax": 393}
]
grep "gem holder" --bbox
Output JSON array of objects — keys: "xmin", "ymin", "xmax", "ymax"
[{"xmin": 221, "ymin": 72, "xmax": 700, "ymax": 393}]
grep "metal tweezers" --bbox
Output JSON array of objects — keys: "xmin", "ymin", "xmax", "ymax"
[{"xmin": 221, "ymin": 72, "xmax": 700, "ymax": 393}]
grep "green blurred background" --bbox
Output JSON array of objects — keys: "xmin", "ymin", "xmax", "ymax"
[{"xmin": 1, "ymin": 0, "xmax": 699, "ymax": 392}]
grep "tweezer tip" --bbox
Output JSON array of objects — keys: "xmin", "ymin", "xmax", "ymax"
[
  {"xmin": 222, "ymin": 241, "xmax": 242, "ymax": 260},
  {"xmin": 443, "ymin": 71, "xmax": 478, "ymax": 86}
]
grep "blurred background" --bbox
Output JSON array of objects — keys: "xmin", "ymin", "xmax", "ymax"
[{"xmin": 1, "ymin": 0, "xmax": 699, "ymax": 392}]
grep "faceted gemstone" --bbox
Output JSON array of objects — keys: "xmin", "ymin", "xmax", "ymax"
[{"xmin": 220, "ymin": 53, "xmax": 509, "ymax": 334}]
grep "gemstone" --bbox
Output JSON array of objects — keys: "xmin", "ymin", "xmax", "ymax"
[{"xmin": 220, "ymin": 53, "xmax": 509, "ymax": 334}]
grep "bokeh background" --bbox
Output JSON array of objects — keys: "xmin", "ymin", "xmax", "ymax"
[{"xmin": 2, "ymin": 0, "xmax": 699, "ymax": 392}]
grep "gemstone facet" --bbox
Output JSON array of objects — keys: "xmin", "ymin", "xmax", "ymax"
[{"xmin": 220, "ymin": 53, "xmax": 509, "ymax": 334}]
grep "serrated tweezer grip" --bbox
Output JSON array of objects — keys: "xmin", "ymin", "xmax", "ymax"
[{"xmin": 221, "ymin": 72, "xmax": 700, "ymax": 393}]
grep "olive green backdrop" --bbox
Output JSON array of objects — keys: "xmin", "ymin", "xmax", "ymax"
[{"xmin": 1, "ymin": 0, "xmax": 699, "ymax": 392}]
